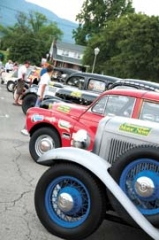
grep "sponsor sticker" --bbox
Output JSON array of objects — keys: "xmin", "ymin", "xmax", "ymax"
[
  {"xmin": 58, "ymin": 120, "xmax": 71, "ymax": 132},
  {"xmin": 57, "ymin": 105, "xmax": 71, "ymax": 113},
  {"xmin": 31, "ymin": 114, "xmax": 44, "ymax": 122},
  {"xmin": 70, "ymin": 91, "xmax": 82, "ymax": 97},
  {"xmin": 119, "ymin": 123, "xmax": 152, "ymax": 136}
]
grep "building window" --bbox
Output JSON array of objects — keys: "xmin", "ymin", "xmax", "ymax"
[
  {"xmin": 74, "ymin": 52, "xmax": 81, "ymax": 59},
  {"xmin": 62, "ymin": 50, "xmax": 69, "ymax": 56}
]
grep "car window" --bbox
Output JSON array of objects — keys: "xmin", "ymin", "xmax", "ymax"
[
  {"xmin": 139, "ymin": 101, "xmax": 159, "ymax": 123},
  {"xmin": 105, "ymin": 95, "xmax": 135, "ymax": 117},
  {"xmin": 87, "ymin": 79, "xmax": 106, "ymax": 92},
  {"xmin": 66, "ymin": 76, "xmax": 85, "ymax": 89},
  {"xmin": 91, "ymin": 96, "xmax": 108, "ymax": 114}
]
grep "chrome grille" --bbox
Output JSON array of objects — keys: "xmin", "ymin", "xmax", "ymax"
[{"xmin": 107, "ymin": 138, "xmax": 136, "ymax": 165}]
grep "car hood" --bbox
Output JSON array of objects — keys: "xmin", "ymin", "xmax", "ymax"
[{"xmin": 52, "ymin": 102, "xmax": 88, "ymax": 118}]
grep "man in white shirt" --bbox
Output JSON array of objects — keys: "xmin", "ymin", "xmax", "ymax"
[
  {"xmin": 5, "ymin": 60, "xmax": 13, "ymax": 72},
  {"xmin": 35, "ymin": 64, "xmax": 54, "ymax": 106},
  {"xmin": 13, "ymin": 60, "xmax": 30, "ymax": 105}
]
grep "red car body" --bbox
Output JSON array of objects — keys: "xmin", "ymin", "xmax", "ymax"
[{"xmin": 26, "ymin": 88, "xmax": 159, "ymax": 151}]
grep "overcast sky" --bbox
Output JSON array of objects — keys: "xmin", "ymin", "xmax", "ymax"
[{"xmin": 26, "ymin": 0, "xmax": 159, "ymax": 22}]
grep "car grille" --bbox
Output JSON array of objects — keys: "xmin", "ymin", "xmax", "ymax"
[{"xmin": 107, "ymin": 138, "xmax": 136, "ymax": 165}]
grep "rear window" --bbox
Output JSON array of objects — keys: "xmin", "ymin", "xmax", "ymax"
[
  {"xmin": 139, "ymin": 101, "xmax": 159, "ymax": 123},
  {"xmin": 87, "ymin": 80, "xmax": 105, "ymax": 92}
]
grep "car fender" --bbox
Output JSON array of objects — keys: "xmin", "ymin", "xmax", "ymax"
[{"xmin": 37, "ymin": 147, "xmax": 159, "ymax": 239}]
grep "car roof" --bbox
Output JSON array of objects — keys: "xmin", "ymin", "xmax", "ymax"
[
  {"xmin": 110, "ymin": 79, "xmax": 159, "ymax": 92},
  {"xmin": 124, "ymin": 78, "xmax": 159, "ymax": 89},
  {"xmin": 101, "ymin": 88, "xmax": 159, "ymax": 100},
  {"xmin": 54, "ymin": 67, "xmax": 81, "ymax": 74},
  {"xmin": 67, "ymin": 72, "xmax": 122, "ymax": 82}
]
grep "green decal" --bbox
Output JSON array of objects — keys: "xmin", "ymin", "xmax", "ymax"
[
  {"xmin": 119, "ymin": 123, "xmax": 152, "ymax": 136},
  {"xmin": 57, "ymin": 105, "xmax": 71, "ymax": 113}
]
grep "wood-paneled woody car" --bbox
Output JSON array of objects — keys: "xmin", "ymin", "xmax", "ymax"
[{"xmin": 25, "ymin": 88, "xmax": 159, "ymax": 162}]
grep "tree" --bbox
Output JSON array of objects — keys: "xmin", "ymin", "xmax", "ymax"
[
  {"xmin": 83, "ymin": 13, "xmax": 159, "ymax": 82},
  {"xmin": 73, "ymin": 0, "xmax": 134, "ymax": 45},
  {"xmin": 0, "ymin": 11, "xmax": 63, "ymax": 65}
]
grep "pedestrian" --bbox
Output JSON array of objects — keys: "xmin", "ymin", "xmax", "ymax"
[
  {"xmin": 5, "ymin": 60, "xmax": 13, "ymax": 73},
  {"xmin": 39, "ymin": 61, "xmax": 49, "ymax": 77},
  {"xmin": 21, "ymin": 64, "xmax": 54, "ymax": 136},
  {"xmin": 35, "ymin": 64, "xmax": 54, "ymax": 107},
  {"xmin": 13, "ymin": 62, "xmax": 19, "ymax": 71},
  {"xmin": 13, "ymin": 60, "xmax": 30, "ymax": 106}
]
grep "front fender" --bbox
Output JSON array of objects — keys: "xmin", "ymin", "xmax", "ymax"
[
  {"xmin": 38, "ymin": 147, "xmax": 111, "ymax": 178},
  {"xmin": 38, "ymin": 147, "xmax": 159, "ymax": 239}
]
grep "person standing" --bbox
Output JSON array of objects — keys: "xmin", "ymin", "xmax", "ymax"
[
  {"xmin": 5, "ymin": 60, "xmax": 13, "ymax": 73},
  {"xmin": 13, "ymin": 60, "xmax": 30, "ymax": 106},
  {"xmin": 39, "ymin": 62, "xmax": 49, "ymax": 77},
  {"xmin": 35, "ymin": 64, "xmax": 54, "ymax": 107},
  {"xmin": 21, "ymin": 64, "xmax": 54, "ymax": 136}
]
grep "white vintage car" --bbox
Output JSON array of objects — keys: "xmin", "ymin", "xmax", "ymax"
[{"xmin": 34, "ymin": 116, "xmax": 159, "ymax": 240}]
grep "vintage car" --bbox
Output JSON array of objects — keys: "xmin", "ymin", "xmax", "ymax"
[
  {"xmin": 25, "ymin": 88, "xmax": 159, "ymax": 161},
  {"xmin": 52, "ymin": 67, "xmax": 81, "ymax": 82},
  {"xmin": 5, "ymin": 66, "xmax": 40, "ymax": 92},
  {"xmin": 110, "ymin": 78, "xmax": 159, "ymax": 91},
  {"xmin": 34, "ymin": 116, "xmax": 159, "ymax": 240},
  {"xmin": 21, "ymin": 72, "xmax": 121, "ymax": 114}
]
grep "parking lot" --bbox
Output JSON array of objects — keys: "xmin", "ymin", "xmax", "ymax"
[{"xmin": 0, "ymin": 84, "xmax": 153, "ymax": 240}]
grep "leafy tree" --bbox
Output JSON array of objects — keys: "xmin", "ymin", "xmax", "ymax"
[
  {"xmin": 83, "ymin": 13, "xmax": 159, "ymax": 82},
  {"xmin": 73, "ymin": 0, "xmax": 134, "ymax": 45},
  {"xmin": 0, "ymin": 11, "xmax": 63, "ymax": 65}
]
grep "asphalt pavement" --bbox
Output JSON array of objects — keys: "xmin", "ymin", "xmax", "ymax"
[{"xmin": 0, "ymin": 83, "xmax": 153, "ymax": 240}]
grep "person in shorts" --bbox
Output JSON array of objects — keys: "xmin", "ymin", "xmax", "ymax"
[
  {"xmin": 21, "ymin": 64, "xmax": 54, "ymax": 136},
  {"xmin": 13, "ymin": 60, "xmax": 30, "ymax": 105}
]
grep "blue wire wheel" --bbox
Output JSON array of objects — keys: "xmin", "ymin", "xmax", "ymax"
[
  {"xmin": 35, "ymin": 163, "xmax": 106, "ymax": 239},
  {"xmin": 119, "ymin": 158, "xmax": 159, "ymax": 215},
  {"xmin": 108, "ymin": 145, "xmax": 159, "ymax": 226},
  {"xmin": 45, "ymin": 175, "xmax": 91, "ymax": 228}
]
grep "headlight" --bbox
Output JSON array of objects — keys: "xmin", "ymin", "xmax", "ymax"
[{"xmin": 71, "ymin": 129, "xmax": 90, "ymax": 149}]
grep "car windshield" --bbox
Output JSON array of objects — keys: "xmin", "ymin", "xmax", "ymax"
[{"xmin": 12, "ymin": 70, "xmax": 18, "ymax": 77}]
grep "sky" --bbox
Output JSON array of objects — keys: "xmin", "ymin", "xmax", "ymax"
[{"xmin": 26, "ymin": 0, "xmax": 159, "ymax": 23}]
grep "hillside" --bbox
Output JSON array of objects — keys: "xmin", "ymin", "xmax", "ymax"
[{"xmin": 0, "ymin": 0, "xmax": 78, "ymax": 43}]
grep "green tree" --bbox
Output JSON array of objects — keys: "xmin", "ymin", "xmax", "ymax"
[
  {"xmin": 83, "ymin": 13, "xmax": 159, "ymax": 82},
  {"xmin": 73, "ymin": 0, "xmax": 134, "ymax": 45},
  {"xmin": 0, "ymin": 11, "xmax": 63, "ymax": 65}
]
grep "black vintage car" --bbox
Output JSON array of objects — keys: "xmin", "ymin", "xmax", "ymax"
[
  {"xmin": 109, "ymin": 79, "xmax": 159, "ymax": 91},
  {"xmin": 21, "ymin": 72, "xmax": 121, "ymax": 114}
]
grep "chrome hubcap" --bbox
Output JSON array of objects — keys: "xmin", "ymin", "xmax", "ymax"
[
  {"xmin": 57, "ymin": 193, "xmax": 74, "ymax": 212},
  {"xmin": 39, "ymin": 138, "xmax": 53, "ymax": 152},
  {"xmin": 135, "ymin": 176, "xmax": 155, "ymax": 197}
]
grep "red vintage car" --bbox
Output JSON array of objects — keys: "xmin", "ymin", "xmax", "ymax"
[{"xmin": 26, "ymin": 88, "xmax": 159, "ymax": 161}]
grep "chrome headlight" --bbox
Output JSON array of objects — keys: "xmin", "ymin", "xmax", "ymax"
[{"xmin": 71, "ymin": 130, "xmax": 90, "ymax": 149}]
